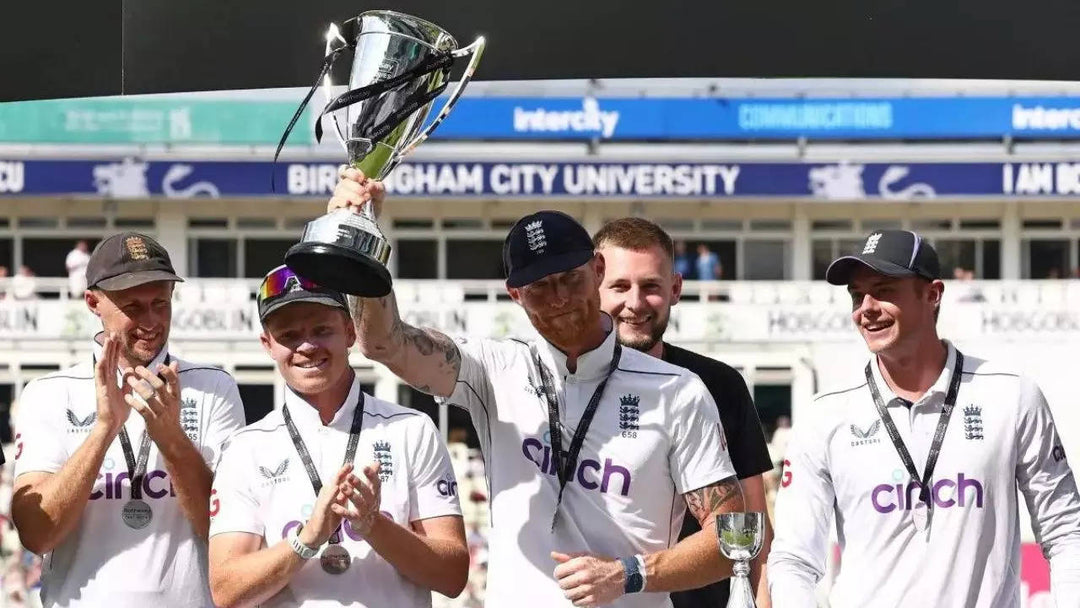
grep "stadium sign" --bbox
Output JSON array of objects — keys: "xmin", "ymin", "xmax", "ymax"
[{"xmin": 8, "ymin": 158, "xmax": 1080, "ymax": 200}]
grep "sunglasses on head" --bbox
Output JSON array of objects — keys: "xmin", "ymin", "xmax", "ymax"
[{"xmin": 258, "ymin": 265, "xmax": 323, "ymax": 303}]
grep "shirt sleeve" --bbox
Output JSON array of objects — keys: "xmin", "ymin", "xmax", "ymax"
[
  {"xmin": 433, "ymin": 336, "xmax": 502, "ymax": 458},
  {"xmin": 201, "ymin": 373, "xmax": 246, "ymax": 470},
  {"xmin": 1013, "ymin": 377, "xmax": 1080, "ymax": 605},
  {"xmin": 12, "ymin": 379, "xmax": 68, "ymax": 477},
  {"xmin": 209, "ymin": 435, "xmax": 263, "ymax": 538},
  {"xmin": 767, "ymin": 413, "xmax": 834, "ymax": 608},
  {"xmin": 668, "ymin": 375, "xmax": 737, "ymax": 494},
  {"xmin": 406, "ymin": 415, "xmax": 462, "ymax": 522}
]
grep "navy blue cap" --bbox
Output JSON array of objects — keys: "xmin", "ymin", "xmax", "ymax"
[
  {"xmin": 503, "ymin": 211, "xmax": 595, "ymax": 288},
  {"xmin": 825, "ymin": 230, "xmax": 941, "ymax": 286}
]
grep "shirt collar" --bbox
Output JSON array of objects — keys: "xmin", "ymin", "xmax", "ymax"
[
  {"xmin": 92, "ymin": 331, "xmax": 170, "ymax": 380},
  {"xmin": 283, "ymin": 373, "xmax": 362, "ymax": 430},
  {"xmin": 870, "ymin": 339, "xmax": 958, "ymax": 408},
  {"xmin": 538, "ymin": 313, "xmax": 617, "ymax": 381}
]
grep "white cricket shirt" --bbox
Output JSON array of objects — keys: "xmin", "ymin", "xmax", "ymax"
[
  {"xmin": 768, "ymin": 341, "xmax": 1080, "ymax": 608},
  {"xmin": 13, "ymin": 338, "xmax": 246, "ymax": 607},
  {"xmin": 209, "ymin": 376, "xmax": 462, "ymax": 608},
  {"xmin": 435, "ymin": 316, "xmax": 737, "ymax": 608}
]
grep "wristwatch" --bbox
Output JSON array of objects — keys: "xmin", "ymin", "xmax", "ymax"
[
  {"xmin": 288, "ymin": 525, "xmax": 319, "ymax": 560},
  {"xmin": 621, "ymin": 555, "xmax": 647, "ymax": 593}
]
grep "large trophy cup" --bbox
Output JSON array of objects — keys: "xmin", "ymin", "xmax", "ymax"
[
  {"xmin": 717, "ymin": 512, "xmax": 765, "ymax": 608},
  {"xmin": 282, "ymin": 11, "xmax": 485, "ymax": 296}
]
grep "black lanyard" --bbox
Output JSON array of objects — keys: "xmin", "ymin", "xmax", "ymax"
[
  {"xmin": 532, "ymin": 342, "xmax": 622, "ymax": 529},
  {"xmin": 864, "ymin": 349, "xmax": 964, "ymax": 509},
  {"xmin": 281, "ymin": 390, "xmax": 365, "ymax": 543},
  {"xmin": 92, "ymin": 351, "xmax": 170, "ymax": 500}
]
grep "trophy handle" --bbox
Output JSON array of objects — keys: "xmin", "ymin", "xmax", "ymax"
[
  {"xmin": 382, "ymin": 36, "xmax": 487, "ymax": 175},
  {"xmin": 321, "ymin": 22, "xmax": 351, "ymax": 153}
]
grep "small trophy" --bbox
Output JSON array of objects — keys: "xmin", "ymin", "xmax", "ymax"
[
  {"xmin": 717, "ymin": 512, "xmax": 765, "ymax": 608},
  {"xmin": 281, "ymin": 11, "xmax": 485, "ymax": 296}
]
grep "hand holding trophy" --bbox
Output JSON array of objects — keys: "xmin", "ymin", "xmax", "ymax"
[
  {"xmin": 717, "ymin": 512, "xmax": 765, "ymax": 608},
  {"xmin": 277, "ymin": 11, "xmax": 485, "ymax": 296}
]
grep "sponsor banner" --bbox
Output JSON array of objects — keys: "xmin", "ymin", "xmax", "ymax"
[
  {"xmin": 8, "ymin": 158, "xmax": 1080, "ymax": 199},
  {"xmin": 6, "ymin": 298, "xmax": 1079, "ymax": 342},
  {"xmin": 6, "ymin": 95, "xmax": 1080, "ymax": 145},
  {"xmin": 425, "ymin": 96, "xmax": 1080, "ymax": 141},
  {"xmin": 0, "ymin": 98, "xmax": 311, "ymax": 145}
]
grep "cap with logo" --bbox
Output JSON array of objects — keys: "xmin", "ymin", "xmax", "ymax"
[
  {"xmin": 85, "ymin": 232, "xmax": 184, "ymax": 291},
  {"xmin": 825, "ymin": 229, "xmax": 941, "ymax": 286},
  {"xmin": 257, "ymin": 264, "xmax": 348, "ymax": 322},
  {"xmin": 503, "ymin": 210, "xmax": 595, "ymax": 288}
]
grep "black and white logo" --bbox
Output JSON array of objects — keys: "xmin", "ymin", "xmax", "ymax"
[
  {"xmin": 373, "ymin": 441, "xmax": 393, "ymax": 482},
  {"xmin": 963, "ymin": 405, "xmax": 984, "ymax": 440},
  {"xmin": 258, "ymin": 459, "xmax": 291, "ymax": 484},
  {"xmin": 850, "ymin": 420, "xmax": 882, "ymax": 446},
  {"xmin": 619, "ymin": 394, "xmax": 640, "ymax": 438}
]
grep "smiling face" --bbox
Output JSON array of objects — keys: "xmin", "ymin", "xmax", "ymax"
[
  {"xmin": 597, "ymin": 244, "xmax": 681, "ymax": 356},
  {"xmin": 847, "ymin": 266, "xmax": 943, "ymax": 357},
  {"xmin": 260, "ymin": 302, "xmax": 356, "ymax": 397},
  {"xmin": 86, "ymin": 281, "xmax": 174, "ymax": 367},
  {"xmin": 507, "ymin": 256, "xmax": 605, "ymax": 351}
]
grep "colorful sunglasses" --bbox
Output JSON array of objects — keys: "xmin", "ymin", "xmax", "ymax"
[{"xmin": 257, "ymin": 265, "xmax": 323, "ymax": 304}]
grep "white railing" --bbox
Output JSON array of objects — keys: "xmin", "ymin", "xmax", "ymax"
[{"xmin": 0, "ymin": 279, "xmax": 1077, "ymax": 344}]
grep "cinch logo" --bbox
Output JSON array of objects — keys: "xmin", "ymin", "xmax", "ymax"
[
  {"xmin": 870, "ymin": 473, "xmax": 984, "ymax": 513},
  {"xmin": 280, "ymin": 511, "xmax": 394, "ymax": 542},
  {"xmin": 437, "ymin": 477, "xmax": 458, "ymax": 497},
  {"xmin": 521, "ymin": 438, "xmax": 632, "ymax": 496},
  {"xmin": 89, "ymin": 470, "xmax": 176, "ymax": 501}
]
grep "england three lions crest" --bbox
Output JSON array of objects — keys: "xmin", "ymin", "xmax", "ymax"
[{"xmin": 619, "ymin": 394, "xmax": 639, "ymax": 438}]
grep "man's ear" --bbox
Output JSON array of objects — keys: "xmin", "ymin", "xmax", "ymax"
[
  {"xmin": 670, "ymin": 272, "xmax": 684, "ymax": 307},
  {"xmin": 85, "ymin": 289, "xmax": 103, "ymax": 318},
  {"xmin": 929, "ymin": 279, "xmax": 945, "ymax": 306},
  {"xmin": 259, "ymin": 327, "xmax": 272, "ymax": 354},
  {"xmin": 506, "ymin": 285, "xmax": 522, "ymax": 306}
]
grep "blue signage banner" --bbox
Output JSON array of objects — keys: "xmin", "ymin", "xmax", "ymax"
[
  {"xmin": 425, "ymin": 96, "xmax": 1080, "ymax": 141},
  {"xmin": 1, "ymin": 158, "xmax": 1078, "ymax": 199}
]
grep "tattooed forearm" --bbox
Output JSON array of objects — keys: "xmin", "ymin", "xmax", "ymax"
[
  {"xmin": 684, "ymin": 476, "xmax": 744, "ymax": 527},
  {"xmin": 348, "ymin": 291, "xmax": 462, "ymax": 397}
]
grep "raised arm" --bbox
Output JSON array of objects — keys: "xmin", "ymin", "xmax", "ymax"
[
  {"xmin": 13, "ymin": 334, "xmax": 128, "ymax": 555},
  {"xmin": 328, "ymin": 169, "xmax": 461, "ymax": 398}
]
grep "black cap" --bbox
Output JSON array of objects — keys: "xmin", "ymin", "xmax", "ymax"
[
  {"xmin": 503, "ymin": 210, "xmax": 595, "ymax": 288},
  {"xmin": 825, "ymin": 230, "xmax": 941, "ymax": 286},
  {"xmin": 257, "ymin": 266, "xmax": 349, "ymax": 323},
  {"xmin": 85, "ymin": 232, "xmax": 184, "ymax": 291}
]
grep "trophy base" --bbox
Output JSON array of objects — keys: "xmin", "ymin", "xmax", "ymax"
[{"xmin": 285, "ymin": 242, "xmax": 393, "ymax": 298}]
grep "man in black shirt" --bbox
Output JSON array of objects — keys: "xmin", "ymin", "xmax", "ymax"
[{"xmin": 594, "ymin": 218, "xmax": 774, "ymax": 608}]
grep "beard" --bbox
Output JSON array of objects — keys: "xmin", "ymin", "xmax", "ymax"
[
  {"xmin": 615, "ymin": 313, "xmax": 669, "ymax": 354},
  {"xmin": 122, "ymin": 332, "xmax": 167, "ymax": 367},
  {"xmin": 530, "ymin": 296, "xmax": 603, "ymax": 352}
]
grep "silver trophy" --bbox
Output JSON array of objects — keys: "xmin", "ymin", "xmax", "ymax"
[
  {"xmin": 717, "ymin": 512, "xmax": 765, "ymax": 608},
  {"xmin": 284, "ymin": 11, "xmax": 485, "ymax": 296}
]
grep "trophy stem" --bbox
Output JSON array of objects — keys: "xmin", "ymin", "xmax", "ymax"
[{"xmin": 728, "ymin": 560, "xmax": 756, "ymax": 608}]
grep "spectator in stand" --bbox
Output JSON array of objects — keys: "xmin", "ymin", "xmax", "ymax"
[
  {"xmin": 695, "ymin": 243, "xmax": 722, "ymax": 281},
  {"xmin": 673, "ymin": 240, "xmax": 693, "ymax": 280},
  {"xmin": 65, "ymin": 241, "xmax": 91, "ymax": 297},
  {"xmin": 11, "ymin": 266, "xmax": 36, "ymax": 301}
]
